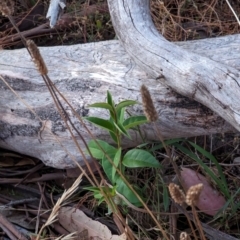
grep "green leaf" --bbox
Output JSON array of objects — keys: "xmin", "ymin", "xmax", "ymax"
[
  {"xmin": 107, "ymin": 118, "xmax": 118, "ymax": 143},
  {"xmin": 97, "ymin": 196, "xmax": 105, "ymax": 205},
  {"xmin": 136, "ymin": 142, "xmax": 150, "ymax": 148},
  {"xmin": 109, "ymin": 131, "xmax": 118, "ymax": 143},
  {"xmin": 117, "ymin": 107, "xmax": 125, "ymax": 124},
  {"xmin": 96, "ymin": 19, "xmax": 102, "ymax": 30},
  {"xmin": 85, "ymin": 117, "xmax": 116, "ymax": 133},
  {"xmin": 94, "ymin": 192, "xmax": 103, "ymax": 199},
  {"xmin": 102, "ymin": 150, "xmax": 118, "ymax": 183},
  {"xmin": 122, "ymin": 149, "xmax": 161, "ymax": 168},
  {"xmin": 112, "ymin": 148, "xmax": 122, "ymax": 183},
  {"xmin": 173, "ymin": 143, "xmax": 229, "ymax": 198},
  {"xmin": 107, "ymin": 91, "xmax": 115, "ymax": 108},
  {"xmin": 113, "ymin": 121, "xmax": 130, "ymax": 138},
  {"xmin": 187, "ymin": 141, "xmax": 230, "ymax": 198},
  {"xmin": 88, "ymin": 102, "xmax": 114, "ymax": 112},
  {"xmin": 150, "ymin": 138, "xmax": 184, "ymax": 152},
  {"xmin": 84, "ymin": 187, "xmax": 104, "ymax": 203},
  {"xmin": 83, "ymin": 186, "xmax": 100, "ymax": 193},
  {"xmin": 116, "ymin": 100, "xmax": 137, "ymax": 112},
  {"xmin": 115, "ymin": 175, "xmax": 142, "ymax": 206},
  {"xmin": 123, "ymin": 116, "xmax": 148, "ymax": 130},
  {"xmin": 84, "ymin": 186, "xmax": 116, "ymax": 206},
  {"xmin": 88, "ymin": 139, "xmax": 117, "ymax": 159},
  {"xmin": 162, "ymin": 182, "xmax": 169, "ymax": 211},
  {"xmin": 109, "ymin": 109, "xmax": 116, "ymax": 121}
]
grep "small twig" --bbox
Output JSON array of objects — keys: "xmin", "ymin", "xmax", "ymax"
[
  {"xmin": 15, "ymin": 163, "xmax": 44, "ymax": 186},
  {"xmin": 36, "ymin": 183, "xmax": 44, "ymax": 234},
  {"xmin": 0, "ymin": 222, "xmax": 17, "ymax": 240},
  {"xmin": 0, "ymin": 212, "xmax": 28, "ymax": 240},
  {"xmin": 5, "ymin": 198, "xmax": 38, "ymax": 207},
  {"xmin": 169, "ymin": 203, "xmax": 177, "ymax": 239},
  {"xmin": 183, "ymin": 207, "xmax": 198, "ymax": 240},
  {"xmin": 0, "ymin": 172, "xmax": 65, "ymax": 184},
  {"xmin": 38, "ymin": 182, "xmax": 49, "ymax": 209},
  {"xmin": 175, "ymin": 204, "xmax": 238, "ymax": 240}
]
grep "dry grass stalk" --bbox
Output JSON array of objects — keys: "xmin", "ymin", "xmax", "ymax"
[
  {"xmin": 0, "ymin": 0, "xmax": 14, "ymax": 16},
  {"xmin": 140, "ymin": 84, "xmax": 158, "ymax": 122},
  {"xmin": 168, "ymin": 183, "xmax": 185, "ymax": 205},
  {"xmin": 185, "ymin": 183, "xmax": 203, "ymax": 206},
  {"xmin": 140, "ymin": 85, "xmax": 180, "ymax": 238},
  {"xmin": 225, "ymin": 0, "xmax": 240, "ymax": 26},
  {"xmin": 27, "ymin": 40, "xmax": 48, "ymax": 75},
  {"xmin": 185, "ymin": 184, "xmax": 206, "ymax": 240},
  {"xmin": 191, "ymin": 204, "xmax": 206, "ymax": 240},
  {"xmin": 168, "ymin": 184, "xmax": 199, "ymax": 239},
  {"xmin": 36, "ymin": 173, "xmax": 83, "ymax": 240},
  {"xmin": 140, "ymin": 85, "xmax": 183, "ymax": 187},
  {"xmin": 180, "ymin": 232, "xmax": 190, "ymax": 240}
]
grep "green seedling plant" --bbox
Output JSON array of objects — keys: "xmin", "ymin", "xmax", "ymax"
[
  {"xmin": 84, "ymin": 185, "xmax": 119, "ymax": 214},
  {"xmin": 85, "ymin": 91, "xmax": 162, "ymax": 206}
]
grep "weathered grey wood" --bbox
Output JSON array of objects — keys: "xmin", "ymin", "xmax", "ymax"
[
  {"xmin": 0, "ymin": 38, "xmax": 237, "ymax": 168},
  {"xmin": 108, "ymin": 0, "xmax": 240, "ymax": 132},
  {"xmin": 46, "ymin": 0, "xmax": 66, "ymax": 28}
]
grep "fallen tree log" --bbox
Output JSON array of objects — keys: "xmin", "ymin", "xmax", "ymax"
[
  {"xmin": 108, "ymin": 0, "xmax": 240, "ymax": 132},
  {"xmin": 0, "ymin": 36, "xmax": 237, "ymax": 168}
]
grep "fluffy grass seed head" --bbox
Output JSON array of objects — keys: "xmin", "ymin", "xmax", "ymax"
[
  {"xmin": 186, "ymin": 183, "xmax": 203, "ymax": 206},
  {"xmin": 0, "ymin": 0, "xmax": 14, "ymax": 16},
  {"xmin": 180, "ymin": 232, "xmax": 190, "ymax": 240},
  {"xmin": 27, "ymin": 40, "xmax": 48, "ymax": 75},
  {"xmin": 168, "ymin": 183, "xmax": 186, "ymax": 205},
  {"xmin": 140, "ymin": 84, "xmax": 158, "ymax": 122}
]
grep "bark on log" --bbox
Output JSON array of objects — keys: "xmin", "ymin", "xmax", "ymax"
[
  {"xmin": 0, "ymin": 36, "xmax": 238, "ymax": 168},
  {"xmin": 108, "ymin": 0, "xmax": 240, "ymax": 132}
]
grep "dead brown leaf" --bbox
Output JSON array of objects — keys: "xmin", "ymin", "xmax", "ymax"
[
  {"xmin": 58, "ymin": 207, "xmax": 126, "ymax": 240},
  {"xmin": 181, "ymin": 167, "xmax": 226, "ymax": 216}
]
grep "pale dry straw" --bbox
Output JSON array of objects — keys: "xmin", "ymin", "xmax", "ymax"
[
  {"xmin": 0, "ymin": 0, "xmax": 14, "ymax": 16},
  {"xmin": 168, "ymin": 183, "xmax": 186, "ymax": 205},
  {"xmin": 186, "ymin": 183, "xmax": 203, "ymax": 206},
  {"xmin": 140, "ymin": 84, "xmax": 158, "ymax": 122},
  {"xmin": 27, "ymin": 40, "xmax": 48, "ymax": 75},
  {"xmin": 36, "ymin": 174, "xmax": 83, "ymax": 240},
  {"xmin": 55, "ymin": 232, "xmax": 77, "ymax": 240}
]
